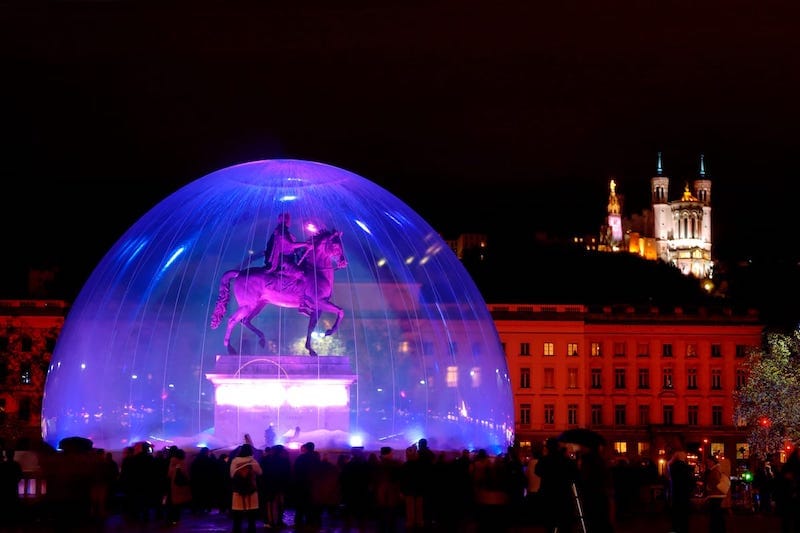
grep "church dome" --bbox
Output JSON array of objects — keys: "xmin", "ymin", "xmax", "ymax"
[{"xmin": 42, "ymin": 160, "xmax": 513, "ymax": 453}]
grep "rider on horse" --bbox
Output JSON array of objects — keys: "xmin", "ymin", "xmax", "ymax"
[
  {"xmin": 264, "ymin": 213, "xmax": 309, "ymax": 281},
  {"xmin": 263, "ymin": 213, "xmax": 313, "ymax": 315}
]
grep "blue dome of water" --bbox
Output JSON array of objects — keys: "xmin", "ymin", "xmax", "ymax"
[{"xmin": 42, "ymin": 160, "xmax": 513, "ymax": 453}]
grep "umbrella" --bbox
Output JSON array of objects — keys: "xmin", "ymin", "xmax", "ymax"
[{"xmin": 557, "ymin": 428, "xmax": 606, "ymax": 450}]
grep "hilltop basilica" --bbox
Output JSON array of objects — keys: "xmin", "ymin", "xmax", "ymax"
[{"xmin": 600, "ymin": 152, "xmax": 713, "ymax": 280}]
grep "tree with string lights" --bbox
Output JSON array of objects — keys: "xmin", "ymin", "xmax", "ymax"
[{"xmin": 734, "ymin": 328, "xmax": 800, "ymax": 458}]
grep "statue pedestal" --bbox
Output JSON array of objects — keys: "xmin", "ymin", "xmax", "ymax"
[{"xmin": 206, "ymin": 355, "xmax": 356, "ymax": 448}]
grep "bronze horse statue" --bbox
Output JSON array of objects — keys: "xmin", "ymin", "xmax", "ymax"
[{"xmin": 210, "ymin": 228, "xmax": 347, "ymax": 356}]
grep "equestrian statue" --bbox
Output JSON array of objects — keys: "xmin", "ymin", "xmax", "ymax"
[{"xmin": 210, "ymin": 226, "xmax": 347, "ymax": 356}]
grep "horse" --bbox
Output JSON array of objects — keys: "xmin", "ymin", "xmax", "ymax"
[{"xmin": 210, "ymin": 228, "xmax": 347, "ymax": 356}]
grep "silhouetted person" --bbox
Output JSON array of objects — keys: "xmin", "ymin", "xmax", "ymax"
[
  {"xmin": 189, "ymin": 446, "xmax": 216, "ymax": 514},
  {"xmin": 264, "ymin": 424, "xmax": 276, "ymax": 448},
  {"xmin": 754, "ymin": 455, "xmax": 775, "ymax": 514},
  {"xmin": 668, "ymin": 451, "xmax": 694, "ymax": 533},
  {"xmin": 775, "ymin": 446, "xmax": 800, "ymax": 533},
  {"xmin": 373, "ymin": 446, "xmax": 403, "ymax": 533},
  {"xmin": 576, "ymin": 443, "xmax": 615, "ymax": 533},
  {"xmin": 703, "ymin": 455, "xmax": 728, "ymax": 533},
  {"xmin": 340, "ymin": 446, "xmax": 371, "ymax": 530},
  {"xmin": 261, "ymin": 444, "xmax": 291, "ymax": 528},
  {"xmin": 166, "ymin": 446, "xmax": 192, "ymax": 525},
  {"xmin": 535, "ymin": 437, "xmax": 579, "ymax": 533},
  {"xmin": 0, "ymin": 448, "xmax": 23, "ymax": 527},
  {"xmin": 292, "ymin": 441, "xmax": 322, "ymax": 528}
]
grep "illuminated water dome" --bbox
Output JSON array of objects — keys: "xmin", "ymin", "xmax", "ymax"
[{"xmin": 42, "ymin": 160, "xmax": 513, "ymax": 453}]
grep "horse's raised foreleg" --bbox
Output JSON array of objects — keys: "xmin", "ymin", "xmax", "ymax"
[
  {"xmin": 305, "ymin": 310, "xmax": 321, "ymax": 357},
  {"xmin": 241, "ymin": 301, "xmax": 268, "ymax": 350}
]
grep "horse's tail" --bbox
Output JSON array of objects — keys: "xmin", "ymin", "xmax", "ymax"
[{"xmin": 210, "ymin": 270, "xmax": 239, "ymax": 329}]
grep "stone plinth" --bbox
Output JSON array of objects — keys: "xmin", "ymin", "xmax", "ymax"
[{"xmin": 206, "ymin": 355, "xmax": 356, "ymax": 448}]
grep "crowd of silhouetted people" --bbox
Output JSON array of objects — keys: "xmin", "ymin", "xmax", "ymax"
[{"xmin": 2, "ymin": 435, "xmax": 800, "ymax": 533}]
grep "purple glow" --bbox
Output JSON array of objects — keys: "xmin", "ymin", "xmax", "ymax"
[{"xmin": 42, "ymin": 160, "xmax": 513, "ymax": 453}]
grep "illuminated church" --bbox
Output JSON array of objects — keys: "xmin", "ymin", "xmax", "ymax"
[{"xmin": 600, "ymin": 152, "xmax": 713, "ymax": 280}]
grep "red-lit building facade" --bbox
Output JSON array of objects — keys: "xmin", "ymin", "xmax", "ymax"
[
  {"xmin": 493, "ymin": 302, "xmax": 763, "ymax": 464},
  {"xmin": 0, "ymin": 299, "xmax": 68, "ymax": 446},
  {"xmin": 1, "ymin": 297, "xmax": 765, "ymax": 466}
]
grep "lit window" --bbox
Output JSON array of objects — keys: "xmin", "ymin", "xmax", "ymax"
[
  {"xmin": 637, "ymin": 441, "xmax": 649, "ymax": 457},
  {"xmin": 20, "ymin": 363, "xmax": 32, "ymax": 385},
  {"xmin": 662, "ymin": 368, "xmax": 673, "ymax": 389},
  {"xmin": 446, "ymin": 366, "xmax": 458, "ymax": 387},
  {"xmin": 591, "ymin": 342, "xmax": 602, "ymax": 357},
  {"xmin": 543, "ymin": 342, "xmax": 555, "ymax": 356},
  {"xmin": 613, "ymin": 441, "xmax": 627, "ymax": 454},
  {"xmin": 567, "ymin": 343, "xmax": 579, "ymax": 357}
]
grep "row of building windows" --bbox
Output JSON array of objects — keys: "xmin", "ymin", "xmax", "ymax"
[
  {"xmin": 518, "ymin": 367, "xmax": 746, "ymax": 390},
  {"xmin": 0, "ymin": 361, "xmax": 33, "ymax": 385},
  {"xmin": 0, "ymin": 335, "xmax": 57, "ymax": 353},
  {"xmin": 518, "ymin": 403, "xmax": 727, "ymax": 427},
  {"xmin": 0, "ymin": 397, "xmax": 32, "ymax": 422},
  {"xmin": 510, "ymin": 341, "xmax": 749, "ymax": 358}
]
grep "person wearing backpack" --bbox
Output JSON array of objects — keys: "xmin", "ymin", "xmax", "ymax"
[{"xmin": 230, "ymin": 443, "xmax": 263, "ymax": 533}]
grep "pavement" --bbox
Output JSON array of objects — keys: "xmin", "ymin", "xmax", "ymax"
[{"xmin": 3, "ymin": 507, "xmax": 785, "ymax": 533}]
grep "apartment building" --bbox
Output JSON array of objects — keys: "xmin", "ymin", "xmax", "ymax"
[
  {"xmin": 493, "ymin": 302, "xmax": 762, "ymax": 463},
  {"xmin": 0, "ymin": 299, "xmax": 68, "ymax": 445}
]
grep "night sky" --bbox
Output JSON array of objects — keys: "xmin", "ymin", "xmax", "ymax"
[{"xmin": 2, "ymin": 1, "xmax": 798, "ymax": 299}]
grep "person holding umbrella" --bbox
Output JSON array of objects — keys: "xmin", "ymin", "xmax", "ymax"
[{"xmin": 535, "ymin": 437, "xmax": 580, "ymax": 533}]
